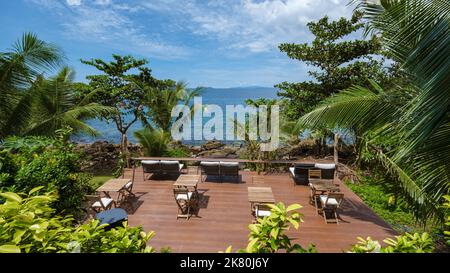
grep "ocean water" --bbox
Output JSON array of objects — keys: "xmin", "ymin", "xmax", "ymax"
[{"xmin": 72, "ymin": 86, "xmax": 279, "ymax": 144}]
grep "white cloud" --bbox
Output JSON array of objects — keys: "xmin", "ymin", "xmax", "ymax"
[
  {"xmin": 66, "ymin": 0, "xmax": 82, "ymax": 6},
  {"xmin": 139, "ymin": 0, "xmax": 353, "ymax": 53},
  {"xmin": 94, "ymin": 0, "xmax": 112, "ymax": 5},
  {"xmin": 28, "ymin": 0, "xmax": 189, "ymax": 60}
]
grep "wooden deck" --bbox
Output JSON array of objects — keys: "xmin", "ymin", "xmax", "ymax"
[{"xmin": 120, "ymin": 167, "xmax": 396, "ymax": 253}]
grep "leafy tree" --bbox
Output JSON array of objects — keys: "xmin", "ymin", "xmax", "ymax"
[
  {"xmin": 276, "ymin": 11, "xmax": 400, "ymax": 120},
  {"xmin": 0, "ymin": 33, "xmax": 63, "ymax": 139},
  {"xmin": 298, "ymin": 0, "xmax": 450, "ymax": 223},
  {"xmin": 79, "ymin": 55, "xmax": 171, "ymax": 159}
]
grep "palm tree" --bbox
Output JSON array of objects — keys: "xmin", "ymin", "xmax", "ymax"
[
  {"xmin": 139, "ymin": 81, "xmax": 202, "ymax": 132},
  {"xmin": 133, "ymin": 127, "xmax": 171, "ymax": 156},
  {"xmin": 25, "ymin": 67, "xmax": 114, "ymax": 137},
  {"xmin": 0, "ymin": 32, "xmax": 63, "ymax": 139},
  {"xmin": 297, "ymin": 0, "xmax": 450, "ymax": 223}
]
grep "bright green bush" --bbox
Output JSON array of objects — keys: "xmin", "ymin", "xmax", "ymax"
[
  {"xmin": 0, "ymin": 150, "xmax": 18, "ymax": 188},
  {"xmin": 1, "ymin": 133, "xmax": 93, "ymax": 216},
  {"xmin": 0, "ymin": 187, "xmax": 154, "ymax": 253},
  {"xmin": 14, "ymin": 148, "xmax": 92, "ymax": 216},
  {"xmin": 225, "ymin": 203, "xmax": 316, "ymax": 253},
  {"xmin": 348, "ymin": 233, "xmax": 434, "ymax": 253},
  {"xmin": 443, "ymin": 195, "xmax": 450, "ymax": 246}
]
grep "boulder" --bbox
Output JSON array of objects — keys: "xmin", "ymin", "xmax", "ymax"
[{"xmin": 201, "ymin": 140, "xmax": 225, "ymax": 151}]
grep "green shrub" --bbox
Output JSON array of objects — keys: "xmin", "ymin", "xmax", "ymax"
[
  {"xmin": 1, "ymin": 136, "xmax": 56, "ymax": 156},
  {"xmin": 348, "ymin": 233, "xmax": 434, "ymax": 253},
  {"xmin": 443, "ymin": 195, "xmax": 450, "ymax": 246},
  {"xmin": 225, "ymin": 203, "xmax": 316, "ymax": 253},
  {"xmin": 165, "ymin": 146, "xmax": 190, "ymax": 158},
  {"xmin": 0, "ymin": 150, "xmax": 18, "ymax": 188},
  {"xmin": 14, "ymin": 149, "xmax": 92, "ymax": 216},
  {"xmin": 0, "ymin": 187, "xmax": 154, "ymax": 253}
]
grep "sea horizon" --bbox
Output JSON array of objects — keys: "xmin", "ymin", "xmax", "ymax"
[{"xmin": 72, "ymin": 86, "xmax": 279, "ymax": 145}]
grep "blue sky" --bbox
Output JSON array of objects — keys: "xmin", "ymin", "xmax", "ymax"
[{"xmin": 1, "ymin": 0, "xmax": 353, "ymax": 88}]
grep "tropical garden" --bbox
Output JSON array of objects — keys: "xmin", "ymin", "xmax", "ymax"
[{"xmin": 0, "ymin": 0, "xmax": 449, "ymax": 253}]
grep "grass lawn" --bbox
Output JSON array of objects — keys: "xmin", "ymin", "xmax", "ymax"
[
  {"xmin": 89, "ymin": 175, "xmax": 115, "ymax": 190},
  {"xmin": 344, "ymin": 176, "xmax": 422, "ymax": 234}
]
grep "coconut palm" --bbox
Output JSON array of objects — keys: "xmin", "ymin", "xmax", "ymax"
[
  {"xmin": 0, "ymin": 32, "xmax": 63, "ymax": 139},
  {"xmin": 25, "ymin": 67, "xmax": 115, "ymax": 137},
  {"xmin": 133, "ymin": 127, "xmax": 171, "ymax": 156},
  {"xmin": 139, "ymin": 81, "xmax": 202, "ymax": 132},
  {"xmin": 297, "ymin": 0, "xmax": 450, "ymax": 222}
]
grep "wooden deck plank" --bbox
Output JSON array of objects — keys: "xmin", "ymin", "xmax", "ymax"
[{"xmin": 118, "ymin": 167, "xmax": 396, "ymax": 253}]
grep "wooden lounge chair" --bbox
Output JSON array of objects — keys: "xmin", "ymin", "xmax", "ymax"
[
  {"xmin": 85, "ymin": 194, "xmax": 115, "ymax": 213},
  {"xmin": 199, "ymin": 161, "xmax": 220, "ymax": 182},
  {"xmin": 160, "ymin": 160, "xmax": 184, "ymax": 175},
  {"xmin": 319, "ymin": 192, "xmax": 344, "ymax": 224},
  {"xmin": 219, "ymin": 161, "xmax": 239, "ymax": 182},
  {"xmin": 173, "ymin": 186, "xmax": 196, "ymax": 220}
]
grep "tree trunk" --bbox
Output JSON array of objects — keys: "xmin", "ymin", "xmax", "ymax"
[
  {"xmin": 322, "ymin": 137, "xmax": 327, "ymax": 156},
  {"xmin": 334, "ymin": 133, "xmax": 339, "ymax": 178},
  {"xmin": 120, "ymin": 132, "xmax": 131, "ymax": 168}
]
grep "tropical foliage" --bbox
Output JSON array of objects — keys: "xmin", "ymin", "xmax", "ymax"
[
  {"xmin": 349, "ymin": 233, "xmax": 434, "ymax": 253},
  {"xmin": 298, "ymin": 0, "xmax": 450, "ymax": 223},
  {"xmin": 134, "ymin": 128, "xmax": 171, "ymax": 157},
  {"xmin": 224, "ymin": 203, "xmax": 316, "ymax": 253},
  {"xmin": 27, "ymin": 67, "xmax": 113, "ymax": 137},
  {"xmin": 0, "ymin": 33, "xmax": 62, "ymax": 139},
  {"xmin": 276, "ymin": 11, "xmax": 402, "ymax": 120},
  {"xmin": 0, "ymin": 188, "xmax": 154, "ymax": 253},
  {"xmin": 0, "ymin": 33, "xmax": 110, "ymax": 140},
  {"xmin": 0, "ymin": 130, "xmax": 92, "ymax": 216},
  {"xmin": 138, "ymin": 81, "xmax": 201, "ymax": 132}
]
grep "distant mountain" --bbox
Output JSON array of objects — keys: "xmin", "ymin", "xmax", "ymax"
[{"xmin": 200, "ymin": 86, "xmax": 276, "ymax": 91}]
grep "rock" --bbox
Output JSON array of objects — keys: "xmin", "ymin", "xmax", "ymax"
[
  {"xmin": 189, "ymin": 146, "xmax": 202, "ymax": 155},
  {"xmin": 201, "ymin": 140, "xmax": 225, "ymax": 151},
  {"xmin": 75, "ymin": 141, "xmax": 141, "ymax": 175}
]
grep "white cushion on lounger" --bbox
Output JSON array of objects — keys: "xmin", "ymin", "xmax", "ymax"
[
  {"xmin": 176, "ymin": 192, "xmax": 193, "ymax": 200},
  {"xmin": 320, "ymin": 195, "xmax": 338, "ymax": 206},
  {"xmin": 256, "ymin": 210, "xmax": 271, "ymax": 217},
  {"xmin": 200, "ymin": 161, "xmax": 220, "ymax": 165},
  {"xmin": 220, "ymin": 161, "xmax": 239, "ymax": 166},
  {"xmin": 124, "ymin": 181, "xmax": 132, "ymax": 189},
  {"xmin": 142, "ymin": 160, "xmax": 159, "ymax": 164},
  {"xmin": 160, "ymin": 160, "xmax": 179, "ymax": 164},
  {"xmin": 92, "ymin": 197, "xmax": 113, "ymax": 208},
  {"xmin": 289, "ymin": 167, "xmax": 295, "ymax": 176},
  {"xmin": 315, "ymin": 163, "xmax": 335, "ymax": 169}
]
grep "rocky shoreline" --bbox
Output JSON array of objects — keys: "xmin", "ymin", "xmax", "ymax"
[{"xmin": 75, "ymin": 140, "xmax": 353, "ymax": 175}]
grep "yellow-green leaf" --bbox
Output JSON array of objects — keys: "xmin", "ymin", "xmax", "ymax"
[
  {"xmin": 0, "ymin": 245, "xmax": 21, "ymax": 253},
  {"xmin": 286, "ymin": 204, "xmax": 302, "ymax": 212},
  {"xmin": 0, "ymin": 192, "xmax": 22, "ymax": 203}
]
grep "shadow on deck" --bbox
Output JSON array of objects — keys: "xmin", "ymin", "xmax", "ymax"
[{"xmin": 119, "ymin": 167, "xmax": 396, "ymax": 253}]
